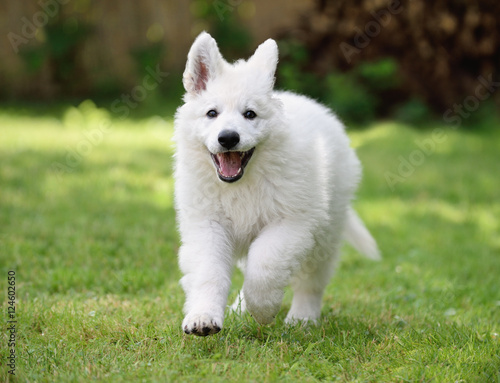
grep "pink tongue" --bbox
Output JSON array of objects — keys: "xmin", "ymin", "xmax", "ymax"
[{"xmin": 217, "ymin": 152, "xmax": 242, "ymax": 177}]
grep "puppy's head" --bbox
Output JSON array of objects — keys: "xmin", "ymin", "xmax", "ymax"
[{"xmin": 180, "ymin": 32, "xmax": 281, "ymax": 183}]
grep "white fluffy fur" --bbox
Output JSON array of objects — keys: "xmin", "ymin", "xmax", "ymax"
[{"xmin": 174, "ymin": 32, "xmax": 380, "ymax": 336}]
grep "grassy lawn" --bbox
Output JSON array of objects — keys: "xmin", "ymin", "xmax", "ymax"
[{"xmin": 1, "ymin": 101, "xmax": 499, "ymax": 382}]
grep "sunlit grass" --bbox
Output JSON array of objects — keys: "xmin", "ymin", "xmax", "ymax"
[{"xmin": 0, "ymin": 101, "xmax": 498, "ymax": 382}]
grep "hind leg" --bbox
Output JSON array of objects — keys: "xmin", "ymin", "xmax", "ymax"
[{"xmin": 285, "ymin": 245, "xmax": 340, "ymax": 324}]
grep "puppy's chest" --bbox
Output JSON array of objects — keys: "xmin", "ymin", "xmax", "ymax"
[{"xmin": 218, "ymin": 184, "xmax": 280, "ymax": 237}]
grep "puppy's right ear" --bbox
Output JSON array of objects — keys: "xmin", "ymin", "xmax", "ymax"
[{"xmin": 183, "ymin": 32, "xmax": 224, "ymax": 95}]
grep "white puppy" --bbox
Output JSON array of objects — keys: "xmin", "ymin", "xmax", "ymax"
[{"xmin": 174, "ymin": 32, "xmax": 380, "ymax": 336}]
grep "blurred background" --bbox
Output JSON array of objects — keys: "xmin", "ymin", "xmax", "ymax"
[{"xmin": 1, "ymin": 0, "xmax": 499, "ymax": 125}]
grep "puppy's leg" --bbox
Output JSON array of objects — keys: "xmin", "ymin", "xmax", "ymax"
[
  {"xmin": 179, "ymin": 222, "xmax": 233, "ymax": 336},
  {"xmin": 285, "ymin": 245, "xmax": 339, "ymax": 325},
  {"xmin": 243, "ymin": 220, "xmax": 314, "ymax": 324}
]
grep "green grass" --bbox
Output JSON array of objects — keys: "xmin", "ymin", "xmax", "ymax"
[{"xmin": 1, "ymin": 101, "xmax": 499, "ymax": 382}]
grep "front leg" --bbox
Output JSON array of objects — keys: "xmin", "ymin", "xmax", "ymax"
[
  {"xmin": 244, "ymin": 220, "xmax": 314, "ymax": 324},
  {"xmin": 179, "ymin": 221, "xmax": 233, "ymax": 336}
]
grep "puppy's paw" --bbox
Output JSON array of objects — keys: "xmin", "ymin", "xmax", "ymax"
[
  {"xmin": 244, "ymin": 287, "xmax": 283, "ymax": 325},
  {"xmin": 182, "ymin": 313, "xmax": 222, "ymax": 336},
  {"xmin": 250, "ymin": 310, "xmax": 276, "ymax": 325},
  {"xmin": 285, "ymin": 299, "xmax": 321, "ymax": 326},
  {"xmin": 245, "ymin": 296, "xmax": 280, "ymax": 325},
  {"xmin": 284, "ymin": 313, "xmax": 318, "ymax": 326}
]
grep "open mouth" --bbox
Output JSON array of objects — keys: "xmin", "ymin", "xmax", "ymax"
[{"xmin": 210, "ymin": 148, "xmax": 255, "ymax": 183}]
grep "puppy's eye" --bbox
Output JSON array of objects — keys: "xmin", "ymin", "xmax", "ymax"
[
  {"xmin": 243, "ymin": 110, "xmax": 257, "ymax": 120},
  {"xmin": 207, "ymin": 110, "xmax": 218, "ymax": 118}
]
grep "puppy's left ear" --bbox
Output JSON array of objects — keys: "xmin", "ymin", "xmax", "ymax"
[
  {"xmin": 248, "ymin": 39, "xmax": 279, "ymax": 88},
  {"xmin": 183, "ymin": 32, "xmax": 225, "ymax": 95}
]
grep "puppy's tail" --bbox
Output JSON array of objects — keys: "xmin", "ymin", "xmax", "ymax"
[{"xmin": 343, "ymin": 207, "xmax": 381, "ymax": 260}]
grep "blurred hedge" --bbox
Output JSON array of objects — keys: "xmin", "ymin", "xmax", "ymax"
[{"xmin": 275, "ymin": 0, "xmax": 500, "ymax": 124}]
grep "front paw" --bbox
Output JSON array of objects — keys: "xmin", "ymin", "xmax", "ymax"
[
  {"xmin": 249, "ymin": 308, "xmax": 277, "ymax": 325},
  {"xmin": 182, "ymin": 313, "xmax": 222, "ymax": 336}
]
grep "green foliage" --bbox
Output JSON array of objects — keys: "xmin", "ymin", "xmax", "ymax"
[
  {"xmin": 324, "ymin": 72, "xmax": 378, "ymax": 124},
  {"xmin": 1, "ymin": 103, "xmax": 499, "ymax": 381},
  {"xmin": 460, "ymin": 99, "xmax": 500, "ymax": 131},
  {"xmin": 394, "ymin": 98, "xmax": 434, "ymax": 125},
  {"xmin": 190, "ymin": 0, "xmax": 252, "ymax": 62},
  {"xmin": 212, "ymin": 19, "xmax": 253, "ymax": 62},
  {"xmin": 277, "ymin": 41, "xmax": 324, "ymax": 101},
  {"xmin": 355, "ymin": 58, "xmax": 399, "ymax": 91},
  {"xmin": 44, "ymin": 17, "xmax": 90, "ymax": 59},
  {"xmin": 131, "ymin": 43, "xmax": 165, "ymax": 77},
  {"xmin": 18, "ymin": 17, "xmax": 92, "ymax": 95},
  {"xmin": 276, "ymin": 40, "xmax": 436, "ymax": 125},
  {"xmin": 19, "ymin": 48, "xmax": 46, "ymax": 74},
  {"xmin": 356, "ymin": 58, "xmax": 399, "ymax": 91},
  {"xmin": 278, "ymin": 40, "xmax": 309, "ymax": 65},
  {"xmin": 278, "ymin": 62, "xmax": 323, "ymax": 100}
]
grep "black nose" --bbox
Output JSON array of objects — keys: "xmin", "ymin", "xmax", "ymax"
[{"xmin": 218, "ymin": 130, "xmax": 240, "ymax": 149}]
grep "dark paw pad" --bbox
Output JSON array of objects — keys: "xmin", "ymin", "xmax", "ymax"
[{"xmin": 183, "ymin": 315, "xmax": 222, "ymax": 337}]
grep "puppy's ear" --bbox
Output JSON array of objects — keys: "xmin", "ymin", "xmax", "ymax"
[
  {"xmin": 248, "ymin": 39, "xmax": 279, "ymax": 88},
  {"xmin": 183, "ymin": 32, "xmax": 224, "ymax": 95}
]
